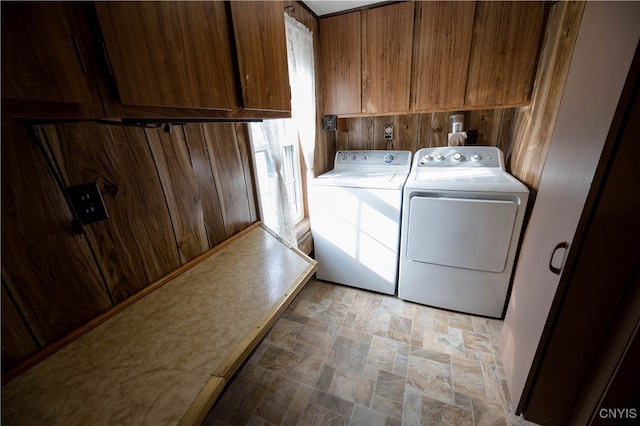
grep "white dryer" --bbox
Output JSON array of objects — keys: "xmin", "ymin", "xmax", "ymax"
[
  {"xmin": 398, "ymin": 146, "xmax": 529, "ymax": 318},
  {"xmin": 309, "ymin": 150, "xmax": 412, "ymax": 295}
]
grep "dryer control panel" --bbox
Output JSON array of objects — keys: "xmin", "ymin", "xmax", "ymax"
[
  {"xmin": 415, "ymin": 147, "xmax": 504, "ymax": 168},
  {"xmin": 335, "ymin": 150, "xmax": 412, "ymax": 168}
]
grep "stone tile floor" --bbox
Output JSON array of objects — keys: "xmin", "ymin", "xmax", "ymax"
[{"xmin": 205, "ymin": 279, "xmax": 539, "ymax": 426}]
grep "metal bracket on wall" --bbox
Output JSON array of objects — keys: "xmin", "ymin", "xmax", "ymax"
[{"xmin": 322, "ymin": 115, "xmax": 337, "ymax": 131}]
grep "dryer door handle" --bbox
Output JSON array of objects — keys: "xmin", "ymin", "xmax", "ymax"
[{"xmin": 549, "ymin": 241, "xmax": 570, "ymax": 275}]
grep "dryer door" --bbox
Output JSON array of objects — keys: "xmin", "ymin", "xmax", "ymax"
[{"xmin": 406, "ymin": 196, "xmax": 517, "ymax": 272}]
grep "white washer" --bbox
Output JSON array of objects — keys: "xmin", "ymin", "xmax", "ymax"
[
  {"xmin": 398, "ymin": 146, "xmax": 529, "ymax": 318},
  {"xmin": 309, "ymin": 150, "xmax": 412, "ymax": 295}
]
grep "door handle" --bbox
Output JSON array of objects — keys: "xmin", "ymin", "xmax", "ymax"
[{"xmin": 549, "ymin": 241, "xmax": 570, "ymax": 275}]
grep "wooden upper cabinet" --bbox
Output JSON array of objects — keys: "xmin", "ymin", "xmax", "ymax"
[
  {"xmin": 230, "ymin": 1, "xmax": 291, "ymax": 112},
  {"xmin": 1, "ymin": 2, "xmax": 105, "ymax": 119},
  {"xmin": 465, "ymin": 1, "xmax": 546, "ymax": 108},
  {"xmin": 94, "ymin": 1, "xmax": 240, "ymax": 111},
  {"xmin": 319, "ymin": 2, "xmax": 414, "ymax": 116},
  {"xmin": 319, "ymin": 11, "xmax": 362, "ymax": 115},
  {"xmin": 320, "ymin": 1, "xmax": 546, "ymax": 116},
  {"xmin": 412, "ymin": 2, "xmax": 476, "ymax": 111},
  {"xmin": 2, "ymin": 1, "xmax": 291, "ymax": 120},
  {"xmin": 362, "ymin": 2, "xmax": 415, "ymax": 114}
]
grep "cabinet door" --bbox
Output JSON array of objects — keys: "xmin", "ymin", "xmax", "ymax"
[
  {"xmin": 465, "ymin": 1, "xmax": 545, "ymax": 108},
  {"xmin": 319, "ymin": 12, "xmax": 361, "ymax": 115},
  {"xmin": 1, "ymin": 2, "xmax": 104, "ymax": 119},
  {"xmin": 230, "ymin": 1, "xmax": 291, "ymax": 112},
  {"xmin": 95, "ymin": 2, "xmax": 240, "ymax": 111},
  {"xmin": 362, "ymin": 2, "xmax": 414, "ymax": 114},
  {"xmin": 412, "ymin": 2, "xmax": 475, "ymax": 111}
]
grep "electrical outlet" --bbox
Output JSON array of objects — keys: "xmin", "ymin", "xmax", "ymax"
[
  {"xmin": 384, "ymin": 124, "xmax": 393, "ymax": 141},
  {"xmin": 67, "ymin": 183, "xmax": 109, "ymax": 225}
]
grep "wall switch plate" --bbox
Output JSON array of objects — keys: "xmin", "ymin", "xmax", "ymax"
[
  {"xmin": 384, "ymin": 124, "xmax": 393, "ymax": 140},
  {"xmin": 67, "ymin": 183, "xmax": 109, "ymax": 225}
]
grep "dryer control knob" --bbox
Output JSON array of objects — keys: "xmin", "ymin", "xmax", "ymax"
[
  {"xmin": 472, "ymin": 154, "xmax": 480, "ymax": 161},
  {"xmin": 383, "ymin": 153, "xmax": 395, "ymax": 164},
  {"xmin": 453, "ymin": 153, "xmax": 462, "ymax": 161},
  {"xmin": 436, "ymin": 154, "xmax": 445, "ymax": 161},
  {"xmin": 423, "ymin": 154, "xmax": 432, "ymax": 161}
]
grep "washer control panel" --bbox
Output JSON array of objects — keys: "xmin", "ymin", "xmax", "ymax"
[
  {"xmin": 415, "ymin": 147, "xmax": 503, "ymax": 168},
  {"xmin": 335, "ymin": 150, "xmax": 412, "ymax": 167}
]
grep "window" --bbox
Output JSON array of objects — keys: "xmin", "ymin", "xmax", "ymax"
[
  {"xmin": 249, "ymin": 14, "xmax": 315, "ymax": 244},
  {"xmin": 250, "ymin": 119, "xmax": 304, "ymax": 225}
]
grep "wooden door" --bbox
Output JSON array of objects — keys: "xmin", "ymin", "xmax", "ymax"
[
  {"xmin": 412, "ymin": 2, "xmax": 475, "ymax": 111},
  {"xmin": 319, "ymin": 11, "xmax": 362, "ymax": 115},
  {"xmin": 465, "ymin": 1, "xmax": 545, "ymax": 108},
  {"xmin": 1, "ymin": 2, "xmax": 105, "ymax": 119},
  {"xmin": 362, "ymin": 2, "xmax": 414, "ymax": 114},
  {"xmin": 95, "ymin": 1, "xmax": 240, "ymax": 111},
  {"xmin": 230, "ymin": 1, "xmax": 291, "ymax": 112}
]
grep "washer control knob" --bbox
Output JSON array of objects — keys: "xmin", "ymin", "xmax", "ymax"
[
  {"xmin": 423, "ymin": 154, "xmax": 432, "ymax": 161},
  {"xmin": 350, "ymin": 154, "xmax": 358, "ymax": 161},
  {"xmin": 360, "ymin": 154, "xmax": 368, "ymax": 162},
  {"xmin": 453, "ymin": 153, "xmax": 462, "ymax": 161},
  {"xmin": 341, "ymin": 154, "xmax": 349, "ymax": 161},
  {"xmin": 383, "ymin": 153, "xmax": 395, "ymax": 164},
  {"xmin": 472, "ymin": 154, "xmax": 480, "ymax": 161},
  {"xmin": 436, "ymin": 154, "xmax": 445, "ymax": 161}
]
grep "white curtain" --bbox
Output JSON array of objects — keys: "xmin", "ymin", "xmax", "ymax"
[
  {"xmin": 252, "ymin": 14, "xmax": 316, "ymax": 245},
  {"xmin": 285, "ymin": 13, "xmax": 316, "ymax": 179}
]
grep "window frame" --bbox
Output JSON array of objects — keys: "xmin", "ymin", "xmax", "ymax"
[{"xmin": 249, "ymin": 120, "xmax": 305, "ymax": 226}]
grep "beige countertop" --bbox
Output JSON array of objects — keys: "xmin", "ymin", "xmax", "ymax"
[{"xmin": 2, "ymin": 223, "xmax": 317, "ymax": 425}]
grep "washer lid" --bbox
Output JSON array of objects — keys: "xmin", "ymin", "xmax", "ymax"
[
  {"xmin": 312, "ymin": 170, "xmax": 410, "ymax": 190},
  {"xmin": 406, "ymin": 168, "xmax": 529, "ymax": 193}
]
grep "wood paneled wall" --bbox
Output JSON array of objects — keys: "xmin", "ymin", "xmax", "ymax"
[
  {"xmin": 335, "ymin": 109, "xmax": 515, "ymax": 159},
  {"xmin": 509, "ymin": 1, "xmax": 585, "ymax": 196},
  {"xmin": 2, "ymin": 125, "xmax": 112, "ymax": 350},
  {"xmin": 1, "ymin": 121, "xmax": 258, "ymax": 372}
]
